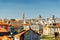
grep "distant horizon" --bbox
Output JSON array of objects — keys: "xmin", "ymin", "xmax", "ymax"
[
  {"xmin": 0, "ymin": 0, "xmax": 60, "ymax": 19},
  {"xmin": 0, "ymin": 15, "xmax": 60, "ymax": 20}
]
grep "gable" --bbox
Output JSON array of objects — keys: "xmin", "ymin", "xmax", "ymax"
[{"xmin": 24, "ymin": 30, "xmax": 40, "ymax": 40}]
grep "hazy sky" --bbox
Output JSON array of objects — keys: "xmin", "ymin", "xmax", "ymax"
[{"xmin": 0, "ymin": 0, "xmax": 60, "ymax": 19}]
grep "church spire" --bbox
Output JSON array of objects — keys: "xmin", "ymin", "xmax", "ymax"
[
  {"xmin": 52, "ymin": 15, "xmax": 55, "ymax": 23},
  {"xmin": 39, "ymin": 15, "xmax": 42, "ymax": 18},
  {"xmin": 22, "ymin": 13, "xmax": 26, "ymax": 24},
  {"xmin": 38, "ymin": 15, "xmax": 42, "ymax": 20},
  {"xmin": 23, "ymin": 13, "xmax": 25, "ymax": 20}
]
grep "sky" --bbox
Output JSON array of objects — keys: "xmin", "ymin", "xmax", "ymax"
[{"xmin": 0, "ymin": 0, "xmax": 60, "ymax": 19}]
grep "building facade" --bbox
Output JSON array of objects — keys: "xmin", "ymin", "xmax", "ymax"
[
  {"xmin": 14, "ymin": 29, "xmax": 40, "ymax": 40},
  {"xmin": 43, "ymin": 23, "xmax": 60, "ymax": 36}
]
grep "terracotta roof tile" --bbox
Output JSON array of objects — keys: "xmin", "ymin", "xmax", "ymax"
[
  {"xmin": 55, "ymin": 23, "xmax": 60, "ymax": 27},
  {"xmin": 23, "ymin": 24, "xmax": 30, "ymax": 26},
  {"xmin": 0, "ymin": 36, "xmax": 11, "ymax": 40},
  {"xmin": 0, "ymin": 27, "xmax": 8, "ymax": 32},
  {"xmin": 49, "ymin": 23, "xmax": 60, "ymax": 28},
  {"xmin": 14, "ymin": 30, "xmax": 28, "ymax": 39}
]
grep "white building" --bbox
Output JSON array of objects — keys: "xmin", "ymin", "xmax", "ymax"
[
  {"xmin": 23, "ymin": 23, "xmax": 30, "ymax": 30},
  {"xmin": 43, "ymin": 23, "xmax": 60, "ymax": 36},
  {"xmin": 31, "ymin": 24, "xmax": 40, "ymax": 33}
]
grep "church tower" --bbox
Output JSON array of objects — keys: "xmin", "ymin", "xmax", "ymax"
[
  {"xmin": 22, "ymin": 13, "xmax": 26, "ymax": 24},
  {"xmin": 38, "ymin": 15, "xmax": 42, "ymax": 21},
  {"xmin": 52, "ymin": 15, "xmax": 55, "ymax": 23}
]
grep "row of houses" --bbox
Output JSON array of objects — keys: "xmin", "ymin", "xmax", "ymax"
[
  {"xmin": 0, "ymin": 15, "xmax": 60, "ymax": 33},
  {"xmin": 0, "ymin": 26, "xmax": 41, "ymax": 40},
  {"xmin": 0, "ymin": 19, "xmax": 41, "ymax": 40},
  {"xmin": 43, "ymin": 23, "xmax": 60, "ymax": 36},
  {"xmin": 0, "ymin": 14, "xmax": 43, "ymax": 40},
  {"xmin": 0, "ymin": 14, "xmax": 60, "ymax": 40}
]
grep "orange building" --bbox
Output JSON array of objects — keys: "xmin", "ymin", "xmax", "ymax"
[{"xmin": 0, "ymin": 20, "xmax": 11, "ymax": 30}]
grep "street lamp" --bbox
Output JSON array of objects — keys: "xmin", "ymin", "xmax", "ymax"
[
  {"xmin": 11, "ymin": 32, "xmax": 14, "ymax": 40},
  {"xmin": 10, "ymin": 27, "xmax": 13, "ymax": 40}
]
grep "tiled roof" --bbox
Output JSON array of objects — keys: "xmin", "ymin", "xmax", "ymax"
[
  {"xmin": 0, "ymin": 36, "xmax": 11, "ymax": 40},
  {"xmin": 9, "ymin": 22, "xmax": 23, "ymax": 27},
  {"xmin": 14, "ymin": 29, "xmax": 41, "ymax": 39},
  {"xmin": 0, "ymin": 24, "xmax": 11, "ymax": 26},
  {"xmin": 0, "ymin": 20, "xmax": 11, "ymax": 26},
  {"xmin": 10, "ymin": 20, "xmax": 23, "ymax": 23},
  {"xmin": 14, "ymin": 30, "xmax": 28, "ymax": 39},
  {"xmin": 9, "ymin": 20, "xmax": 23, "ymax": 27},
  {"xmin": 23, "ymin": 23, "xmax": 30, "ymax": 26},
  {"xmin": 49, "ymin": 23, "xmax": 60, "ymax": 28},
  {"xmin": 0, "ymin": 27, "xmax": 8, "ymax": 32},
  {"xmin": 55, "ymin": 23, "xmax": 60, "ymax": 27}
]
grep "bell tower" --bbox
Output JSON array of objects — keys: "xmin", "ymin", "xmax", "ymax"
[
  {"xmin": 39, "ymin": 15, "xmax": 42, "ymax": 20},
  {"xmin": 22, "ymin": 13, "xmax": 26, "ymax": 24}
]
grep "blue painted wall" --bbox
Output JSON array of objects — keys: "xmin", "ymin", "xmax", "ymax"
[{"xmin": 24, "ymin": 30, "xmax": 40, "ymax": 40}]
